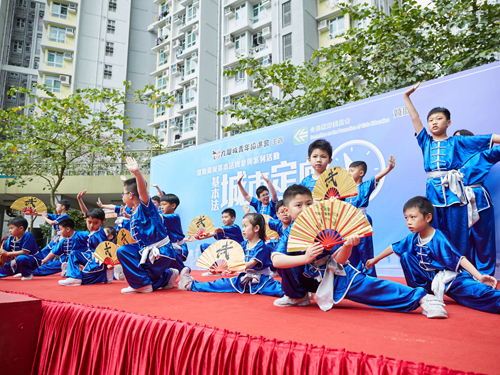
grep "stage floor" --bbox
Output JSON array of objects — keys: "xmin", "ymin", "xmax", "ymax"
[{"xmin": 0, "ymin": 272, "xmax": 497, "ymax": 374}]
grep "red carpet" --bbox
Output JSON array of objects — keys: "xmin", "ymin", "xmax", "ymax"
[{"xmin": 0, "ymin": 272, "xmax": 497, "ymax": 374}]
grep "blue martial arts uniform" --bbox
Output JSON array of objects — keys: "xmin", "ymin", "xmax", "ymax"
[
  {"xmin": 114, "ymin": 206, "xmax": 132, "ymax": 232},
  {"xmin": 161, "ymin": 212, "xmax": 188, "ymax": 272},
  {"xmin": 116, "ymin": 198, "xmax": 177, "ymax": 291},
  {"xmin": 416, "ymin": 129, "xmax": 492, "ymax": 256},
  {"xmin": 199, "ymin": 224, "xmax": 244, "ymax": 253},
  {"xmin": 272, "ymin": 225, "xmax": 427, "ymax": 312},
  {"xmin": 0, "ymin": 232, "xmax": 39, "ymax": 278},
  {"xmin": 249, "ymin": 196, "xmax": 277, "ymax": 219},
  {"xmin": 300, "ymin": 174, "xmax": 318, "ymax": 193},
  {"xmin": 345, "ymin": 177, "xmax": 377, "ymax": 276},
  {"xmin": 267, "ymin": 218, "xmax": 284, "ymax": 237},
  {"xmin": 191, "ymin": 239, "xmax": 284, "ymax": 296},
  {"xmin": 460, "ymin": 145, "xmax": 500, "ymax": 276},
  {"xmin": 392, "ymin": 229, "xmax": 500, "ymax": 314},
  {"xmin": 37, "ymin": 213, "xmax": 70, "ymax": 259}
]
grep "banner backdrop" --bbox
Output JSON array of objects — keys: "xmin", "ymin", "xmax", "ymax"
[{"xmin": 151, "ymin": 62, "xmax": 500, "ymax": 277}]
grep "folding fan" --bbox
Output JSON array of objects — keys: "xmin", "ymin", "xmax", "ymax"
[
  {"xmin": 262, "ymin": 214, "xmax": 279, "ymax": 241},
  {"xmin": 287, "ymin": 199, "xmax": 373, "ymax": 252},
  {"xmin": 93, "ymin": 241, "xmax": 120, "ymax": 268},
  {"xmin": 312, "ymin": 167, "xmax": 358, "ymax": 201},
  {"xmin": 196, "ymin": 239, "xmax": 246, "ymax": 274},
  {"xmin": 117, "ymin": 229, "xmax": 136, "ymax": 246},
  {"xmin": 11, "ymin": 196, "xmax": 47, "ymax": 215},
  {"xmin": 0, "ymin": 239, "xmax": 10, "ymax": 267},
  {"xmin": 187, "ymin": 215, "xmax": 215, "ymax": 237}
]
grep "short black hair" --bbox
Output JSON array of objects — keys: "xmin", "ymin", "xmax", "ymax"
[
  {"xmin": 283, "ymin": 184, "xmax": 312, "ymax": 207},
  {"xmin": 256, "ymin": 186, "xmax": 269, "ymax": 198},
  {"xmin": 160, "ymin": 194, "xmax": 180, "ymax": 207},
  {"xmin": 58, "ymin": 218, "xmax": 75, "ymax": 229},
  {"xmin": 123, "ymin": 177, "xmax": 139, "ymax": 196},
  {"xmin": 243, "ymin": 213, "xmax": 266, "ymax": 242},
  {"xmin": 104, "ymin": 226, "xmax": 116, "ymax": 242},
  {"xmin": 152, "ymin": 196, "xmax": 161, "ymax": 203},
  {"xmin": 86, "ymin": 208, "xmax": 105, "ymax": 222},
  {"xmin": 427, "ymin": 107, "xmax": 450, "ymax": 121},
  {"xmin": 349, "ymin": 161, "xmax": 367, "ymax": 174},
  {"xmin": 57, "ymin": 199, "xmax": 70, "ymax": 210},
  {"xmin": 454, "ymin": 129, "xmax": 474, "ymax": 136},
  {"xmin": 222, "ymin": 208, "xmax": 236, "ymax": 218},
  {"xmin": 403, "ymin": 196, "xmax": 434, "ymax": 224},
  {"xmin": 275, "ymin": 200, "xmax": 284, "ymax": 212},
  {"xmin": 8, "ymin": 217, "xmax": 28, "ymax": 230},
  {"xmin": 308, "ymin": 139, "xmax": 332, "ymax": 158}
]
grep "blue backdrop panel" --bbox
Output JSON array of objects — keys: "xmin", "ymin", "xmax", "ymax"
[{"xmin": 151, "ymin": 62, "xmax": 500, "ymax": 276}]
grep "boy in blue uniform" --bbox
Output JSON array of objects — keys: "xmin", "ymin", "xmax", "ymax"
[
  {"xmin": 366, "ymin": 196, "xmax": 500, "ymax": 314},
  {"xmin": 160, "ymin": 194, "xmax": 188, "ymax": 272},
  {"xmin": 0, "ymin": 217, "xmax": 39, "ymax": 280},
  {"xmin": 300, "ymin": 139, "xmax": 332, "ymax": 193},
  {"xmin": 238, "ymin": 172, "xmax": 278, "ymax": 218},
  {"xmin": 116, "ymin": 157, "xmax": 179, "ymax": 294},
  {"xmin": 271, "ymin": 185, "xmax": 447, "ymax": 318},
  {"xmin": 345, "ymin": 156, "xmax": 395, "ymax": 276},
  {"xmin": 97, "ymin": 198, "xmax": 132, "ymax": 232},
  {"xmin": 403, "ymin": 83, "xmax": 500, "ymax": 257},
  {"xmin": 267, "ymin": 200, "xmax": 291, "ymax": 238}
]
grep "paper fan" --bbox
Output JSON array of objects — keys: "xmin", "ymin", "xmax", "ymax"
[
  {"xmin": 187, "ymin": 215, "xmax": 215, "ymax": 237},
  {"xmin": 196, "ymin": 239, "xmax": 245, "ymax": 273},
  {"xmin": 312, "ymin": 167, "xmax": 358, "ymax": 201},
  {"xmin": 0, "ymin": 239, "xmax": 10, "ymax": 267},
  {"xmin": 263, "ymin": 214, "xmax": 279, "ymax": 240},
  {"xmin": 11, "ymin": 196, "xmax": 47, "ymax": 215},
  {"xmin": 287, "ymin": 200, "xmax": 373, "ymax": 252},
  {"xmin": 93, "ymin": 241, "xmax": 120, "ymax": 267},
  {"xmin": 117, "ymin": 229, "xmax": 136, "ymax": 246}
]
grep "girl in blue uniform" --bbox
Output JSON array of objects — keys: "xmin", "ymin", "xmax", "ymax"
[{"xmin": 178, "ymin": 213, "xmax": 284, "ymax": 297}]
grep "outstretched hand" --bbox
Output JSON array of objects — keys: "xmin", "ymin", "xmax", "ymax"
[
  {"xmin": 404, "ymin": 82, "xmax": 420, "ymax": 96},
  {"xmin": 237, "ymin": 173, "xmax": 245, "ymax": 184},
  {"xmin": 125, "ymin": 157, "xmax": 140, "ymax": 174},
  {"xmin": 77, "ymin": 190, "xmax": 87, "ymax": 200},
  {"xmin": 387, "ymin": 155, "xmax": 395, "ymax": 170},
  {"xmin": 366, "ymin": 258, "xmax": 377, "ymax": 270},
  {"xmin": 242, "ymin": 205, "xmax": 251, "ymax": 214},
  {"xmin": 479, "ymin": 275, "xmax": 498, "ymax": 289},
  {"xmin": 305, "ymin": 242, "xmax": 324, "ymax": 262},
  {"xmin": 261, "ymin": 173, "xmax": 270, "ymax": 182},
  {"xmin": 344, "ymin": 235, "xmax": 361, "ymax": 247},
  {"xmin": 97, "ymin": 198, "xmax": 103, "ymax": 207}
]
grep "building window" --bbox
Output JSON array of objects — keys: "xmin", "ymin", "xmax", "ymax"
[
  {"xmin": 12, "ymin": 41, "xmax": 23, "ymax": 53},
  {"xmin": 47, "ymin": 50, "xmax": 63, "ymax": 67},
  {"xmin": 104, "ymin": 64, "xmax": 112, "ymax": 79},
  {"xmin": 106, "ymin": 42, "xmax": 114, "ymax": 56},
  {"xmin": 159, "ymin": 48, "xmax": 168, "ymax": 66},
  {"xmin": 186, "ymin": 30, "xmax": 196, "ymax": 48},
  {"xmin": 283, "ymin": 33, "xmax": 292, "ymax": 60},
  {"xmin": 183, "ymin": 112, "xmax": 195, "ymax": 132},
  {"xmin": 18, "ymin": 0, "xmax": 27, "ymax": 7},
  {"xmin": 329, "ymin": 16, "xmax": 345, "ymax": 37},
  {"xmin": 235, "ymin": 4, "xmax": 246, "ymax": 21},
  {"xmin": 107, "ymin": 20, "xmax": 116, "ymax": 34},
  {"xmin": 109, "ymin": 0, "xmax": 117, "ymax": 12},
  {"xmin": 156, "ymin": 102, "xmax": 166, "ymax": 117},
  {"xmin": 16, "ymin": 18, "xmax": 26, "ymax": 29},
  {"xmin": 52, "ymin": 2, "xmax": 68, "ymax": 19},
  {"xmin": 46, "ymin": 75, "xmax": 61, "ymax": 93},
  {"xmin": 252, "ymin": 32, "xmax": 264, "ymax": 48},
  {"xmin": 157, "ymin": 76, "xmax": 168, "ymax": 91},
  {"xmin": 161, "ymin": 2, "xmax": 170, "ymax": 13},
  {"xmin": 235, "ymin": 70, "xmax": 245, "ymax": 85},
  {"xmin": 187, "ymin": 4, "xmax": 197, "ymax": 21},
  {"xmin": 186, "ymin": 57, "xmax": 195, "ymax": 75},
  {"xmin": 282, "ymin": 1, "xmax": 291, "ymax": 27},
  {"xmin": 252, "ymin": 2, "xmax": 265, "ymax": 24},
  {"xmin": 185, "ymin": 85, "xmax": 195, "ymax": 103},
  {"xmin": 49, "ymin": 26, "xmax": 66, "ymax": 43},
  {"xmin": 102, "ymin": 88, "xmax": 111, "ymax": 104},
  {"xmin": 235, "ymin": 33, "xmax": 246, "ymax": 54}
]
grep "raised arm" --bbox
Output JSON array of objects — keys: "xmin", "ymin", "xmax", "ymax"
[
  {"xmin": 125, "ymin": 157, "xmax": 149, "ymax": 205},
  {"xmin": 237, "ymin": 173, "xmax": 252, "ymax": 203},
  {"xmin": 151, "ymin": 184, "xmax": 164, "ymax": 197},
  {"xmin": 366, "ymin": 245, "xmax": 394, "ymax": 270},
  {"xmin": 403, "ymin": 83, "xmax": 424, "ymax": 135},
  {"xmin": 375, "ymin": 155, "xmax": 395, "ymax": 183},
  {"xmin": 40, "ymin": 212, "xmax": 57, "ymax": 226},
  {"xmin": 492, "ymin": 134, "xmax": 500, "ymax": 144},
  {"xmin": 77, "ymin": 190, "xmax": 88, "ymax": 216},
  {"xmin": 262, "ymin": 173, "xmax": 278, "ymax": 202},
  {"xmin": 97, "ymin": 198, "xmax": 117, "ymax": 211}
]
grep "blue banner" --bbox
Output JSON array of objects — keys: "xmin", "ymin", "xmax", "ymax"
[{"xmin": 151, "ymin": 62, "xmax": 500, "ymax": 276}]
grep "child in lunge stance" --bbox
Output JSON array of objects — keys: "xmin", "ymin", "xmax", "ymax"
[
  {"xmin": 178, "ymin": 213, "xmax": 284, "ymax": 297},
  {"xmin": 159, "ymin": 194, "xmax": 188, "ymax": 272},
  {"xmin": 238, "ymin": 172, "xmax": 278, "ymax": 218},
  {"xmin": 300, "ymin": 139, "xmax": 332, "ymax": 193},
  {"xmin": 366, "ymin": 197, "xmax": 500, "ymax": 314},
  {"xmin": 271, "ymin": 184, "xmax": 447, "ymax": 319}
]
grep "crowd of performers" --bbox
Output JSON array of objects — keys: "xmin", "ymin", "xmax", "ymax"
[{"xmin": 2, "ymin": 84, "xmax": 500, "ymax": 318}]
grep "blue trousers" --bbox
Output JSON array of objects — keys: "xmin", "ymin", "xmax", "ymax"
[
  {"xmin": 65, "ymin": 251, "xmax": 107, "ymax": 285},
  {"xmin": 348, "ymin": 215, "xmax": 376, "ymax": 277},
  {"xmin": 400, "ymin": 251, "xmax": 500, "ymax": 314},
  {"xmin": 432, "ymin": 204, "xmax": 470, "ymax": 258},
  {"xmin": 470, "ymin": 206, "xmax": 496, "ymax": 276},
  {"xmin": 117, "ymin": 243, "xmax": 175, "ymax": 290},
  {"xmin": 191, "ymin": 273, "xmax": 284, "ymax": 297},
  {"xmin": 0, "ymin": 255, "xmax": 39, "ymax": 277},
  {"xmin": 33, "ymin": 255, "xmax": 68, "ymax": 276}
]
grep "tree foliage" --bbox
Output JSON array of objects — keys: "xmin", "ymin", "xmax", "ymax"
[{"xmin": 219, "ymin": 0, "xmax": 500, "ymax": 132}]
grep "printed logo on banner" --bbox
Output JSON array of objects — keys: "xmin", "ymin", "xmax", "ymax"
[{"xmin": 293, "ymin": 127, "xmax": 308, "ymax": 145}]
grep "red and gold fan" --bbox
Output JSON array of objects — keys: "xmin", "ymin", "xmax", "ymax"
[
  {"xmin": 10, "ymin": 196, "xmax": 47, "ymax": 215},
  {"xmin": 312, "ymin": 166, "xmax": 358, "ymax": 201},
  {"xmin": 187, "ymin": 215, "xmax": 215, "ymax": 238},
  {"xmin": 196, "ymin": 239, "xmax": 245, "ymax": 274},
  {"xmin": 117, "ymin": 229, "xmax": 136, "ymax": 246},
  {"xmin": 287, "ymin": 199, "xmax": 373, "ymax": 252},
  {"xmin": 93, "ymin": 241, "xmax": 120, "ymax": 268},
  {"xmin": 263, "ymin": 214, "xmax": 279, "ymax": 241}
]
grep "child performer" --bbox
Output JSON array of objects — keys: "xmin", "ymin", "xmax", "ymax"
[
  {"xmin": 178, "ymin": 213, "xmax": 284, "ymax": 297},
  {"xmin": 267, "ymin": 200, "xmax": 292, "ymax": 238},
  {"xmin": 271, "ymin": 185, "xmax": 447, "ymax": 319},
  {"xmin": 116, "ymin": 157, "xmax": 179, "ymax": 294},
  {"xmin": 300, "ymin": 139, "xmax": 332, "ymax": 193},
  {"xmin": 454, "ymin": 130, "xmax": 499, "ymax": 276},
  {"xmin": 366, "ymin": 197, "xmax": 500, "ymax": 314},
  {"xmin": 159, "ymin": 194, "xmax": 188, "ymax": 272},
  {"xmin": 152, "ymin": 196, "xmax": 161, "ymax": 211},
  {"xmin": 105, "ymin": 226, "xmax": 117, "ymax": 244},
  {"xmin": 403, "ymin": 83, "xmax": 500, "ymax": 257},
  {"xmin": 97, "ymin": 198, "xmax": 132, "ymax": 233},
  {"xmin": 345, "ymin": 157, "xmax": 395, "ymax": 276},
  {"xmin": 0, "ymin": 217, "xmax": 39, "ymax": 280},
  {"xmin": 238, "ymin": 172, "xmax": 278, "ymax": 218}
]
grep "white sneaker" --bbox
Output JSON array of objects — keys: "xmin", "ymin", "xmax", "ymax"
[
  {"xmin": 274, "ymin": 294, "xmax": 311, "ymax": 307},
  {"xmin": 420, "ymin": 294, "xmax": 448, "ymax": 319},
  {"xmin": 162, "ymin": 268, "xmax": 179, "ymax": 290},
  {"xmin": 61, "ymin": 262, "xmax": 68, "ymax": 277},
  {"xmin": 121, "ymin": 284, "xmax": 153, "ymax": 294},
  {"xmin": 13, "ymin": 273, "xmax": 22, "ymax": 278},
  {"xmin": 58, "ymin": 278, "xmax": 82, "ymax": 286},
  {"xmin": 178, "ymin": 267, "xmax": 193, "ymax": 291},
  {"xmin": 21, "ymin": 274, "xmax": 33, "ymax": 281},
  {"xmin": 105, "ymin": 269, "xmax": 114, "ymax": 284}
]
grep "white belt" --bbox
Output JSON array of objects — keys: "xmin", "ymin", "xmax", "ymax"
[
  {"xmin": 431, "ymin": 269, "xmax": 459, "ymax": 302},
  {"xmin": 426, "ymin": 170, "xmax": 466, "ymax": 204},
  {"xmin": 464, "ymin": 184, "xmax": 482, "ymax": 227},
  {"xmin": 139, "ymin": 237, "xmax": 170, "ymax": 265},
  {"xmin": 313, "ymin": 256, "xmax": 346, "ymax": 312},
  {"xmin": 171, "ymin": 239, "xmax": 185, "ymax": 250}
]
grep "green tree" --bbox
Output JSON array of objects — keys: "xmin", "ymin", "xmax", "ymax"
[
  {"xmin": 0, "ymin": 82, "xmax": 171, "ymax": 207},
  {"xmin": 220, "ymin": 0, "xmax": 500, "ymax": 132}
]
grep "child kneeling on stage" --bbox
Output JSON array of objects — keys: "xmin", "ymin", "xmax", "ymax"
[
  {"xmin": 366, "ymin": 196, "xmax": 500, "ymax": 314},
  {"xmin": 270, "ymin": 184, "xmax": 448, "ymax": 318},
  {"xmin": 178, "ymin": 213, "xmax": 284, "ymax": 297}
]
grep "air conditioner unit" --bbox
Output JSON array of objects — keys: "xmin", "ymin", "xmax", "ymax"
[
  {"xmin": 192, "ymin": 24, "xmax": 199, "ymax": 34},
  {"xmin": 224, "ymin": 131, "xmax": 232, "ymax": 138},
  {"xmin": 223, "ymin": 95, "xmax": 232, "ymax": 109},
  {"xmin": 224, "ymin": 7, "xmax": 234, "ymax": 18},
  {"xmin": 262, "ymin": 0, "xmax": 271, "ymax": 8},
  {"xmin": 63, "ymin": 52, "xmax": 72, "ymax": 61},
  {"xmin": 162, "ymin": 69, "xmax": 169, "ymax": 77},
  {"xmin": 169, "ymin": 119, "xmax": 178, "ymax": 128},
  {"xmin": 191, "ymin": 51, "xmax": 198, "ymax": 61},
  {"xmin": 59, "ymin": 75, "xmax": 70, "ymax": 86},
  {"xmin": 68, "ymin": 4, "xmax": 76, "ymax": 13},
  {"xmin": 262, "ymin": 27, "xmax": 271, "ymax": 39},
  {"xmin": 65, "ymin": 28, "xmax": 75, "ymax": 37},
  {"xmin": 224, "ymin": 34, "xmax": 234, "ymax": 47},
  {"xmin": 190, "ymin": 78, "xmax": 197, "ymax": 86},
  {"xmin": 174, "ymin": 14, "xmax": 182, "ymax": 25},
  {"xmin": 262, "ymin": 54, "xmax": 271, "ymax": 67},
  {"xmin": 172, "ymin": 40, "xmax": 180, "ymax": 49},
  {"xmin": 318, "ymin": 20, "xmax": 328, "ymax": 32},
  {"xmin": 169, "ymin": 90, "xmax": 176, "ymax": 96},
  {"xmin": 189, "ymin": 110, "xmax": 196, "ymax": 116},
  {"xmin": 172, "ymin": 64, "xmax": 181, "ymax": 76}
]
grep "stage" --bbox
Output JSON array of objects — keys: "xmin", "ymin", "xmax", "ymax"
[{"xmin": 0, "ymin": 272, "xmax": 497, "ymax": 374}]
